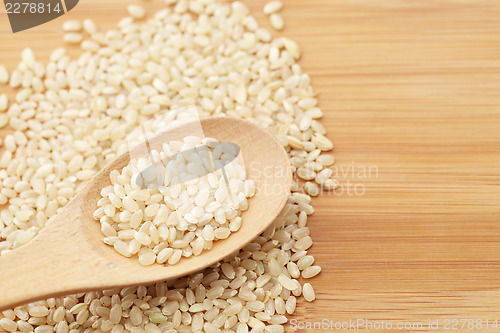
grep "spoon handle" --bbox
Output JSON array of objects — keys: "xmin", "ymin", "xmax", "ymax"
[{"xmin": 0, "ymin": 206, "xmax": 91, "ymax": 311}]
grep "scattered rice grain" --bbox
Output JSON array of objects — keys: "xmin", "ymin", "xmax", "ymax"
[
  {"xmin": 269, "ymin": 14, "xmax": 284, "ymax": 30},
  {"xmin": 0, "ymin": 65, "xmax": 8, "ymax": 84},
  {"xmin": 263, "ymin": 1, "xmax": 283, "ymax": 15},
  {"xmin": 63, "ymin": 33, "xmax": 83, "ymax": 44},
  {"xmin": 303, "ymin": 283, "xmax": 315, "ymax": 302},
  {"xmin": 127, "ymin": 4, "xmax": 147, "ymax": 19},
  {"xmin": 322, "ymin": 178, "xmax": 340, "ymax": 191},
  {"xmin": 62, "ymin": 20, "xmax": 82, "ymax": 32}
]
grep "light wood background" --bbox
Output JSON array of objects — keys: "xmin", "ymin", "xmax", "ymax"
[{"xmin": 1, "ymin": 0, "xmax": 500, "ymax": 332}]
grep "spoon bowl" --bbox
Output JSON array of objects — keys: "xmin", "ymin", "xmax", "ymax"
[{"xmin": 0, "ymin": 116, "xmax": 292, "ymax": 311}]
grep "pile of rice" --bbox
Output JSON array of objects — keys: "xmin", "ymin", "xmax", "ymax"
[
  {"xmin": 0, "ymin": 0, "xmax": 334, "ymax": 332},
  {"xmin": 94, "ymin": 136, "xmax": 256, "ymax": 266}
]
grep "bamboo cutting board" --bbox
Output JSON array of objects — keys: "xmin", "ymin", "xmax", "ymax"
[{"xmin": 2, "ymin": 0, "xmax": 500, "ymax": 332}]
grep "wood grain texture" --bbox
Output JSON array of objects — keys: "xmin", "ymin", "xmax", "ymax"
[{"xmin": 1, "ymin": 0, "xmax": 500, "ymax": 332}]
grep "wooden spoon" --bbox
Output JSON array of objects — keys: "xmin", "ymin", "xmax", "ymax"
[{"xmin": 0, "ymin": 117, "xmax": 292, "ymax": 311}]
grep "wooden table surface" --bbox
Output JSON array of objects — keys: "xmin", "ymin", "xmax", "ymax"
[{"xmin": 2, "ymin": 0, "xmax": 500, "ymax": 332}]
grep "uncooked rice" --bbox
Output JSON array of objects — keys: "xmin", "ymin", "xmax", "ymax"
[
  {"xmin": 63, "ymin": 33, "xmax": 84, "ymax": 45},
  {"xmin": 62, "ymin": 20, "xmax": 83, "ymax": 33},
  {"xmin": 82, "ymin": 19, "xmax": 98, "ymax": 35},
  {"xmin": 302, "ymin": 283, "xmax": 315, "ymax": 302},
  {"xmin": 263, "ymin": 1, "xmax": 282, "ymax": 15},
  {"xmin": 269, "ymin": 13, "xmax": 284, "ymax": 31},
  {"xmin": 94, "ymin": 136, "xmax": 255, "ymax": 265},
  {"xmin": 127, "ymin": 5, "xmax": 147, "ymax": 20},
  {"xmin": 0, "ymin": 66, "xmax": 9, "ymax": 85},
  {"xmin": 0, "ymin": 0, "xmax": 338, "ymax": 331}
]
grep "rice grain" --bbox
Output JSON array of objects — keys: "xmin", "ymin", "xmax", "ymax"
[
  {"xmin": 322, "ymin": 178, "xmax": 340, "ymax": 191},
  {"xmin": 263, "ymin": 1, "xmax": 283, "ymax": 15},
  {"xmin": 302, "ymin": 266, "xmax": 322, "ymax": 278},
  {"xmin": 269, "ymin": 14, "xmax": 284, "ymax": 31},
  {"xmin": 62, "ymin": 20, "xmax": 82, "ymax": 32},
  {"xmin": 303, "ymin": 283, "xmax": 315, "ymax": 302},
  {"xmin": 63, "ymin": 33, "xmax": 83, "ymax": 44},
  {"xmin": 127, "ymin": 4, "xmax": 146, "ymax": 19},
  {"xmin": 0, "ymin": 65, "xmax": 9, "ymax": 84},
  {"xmin": 82, "ymin": 19, "xmax": 98, "ymax": 34},
  {"xmin": 0, "ymin": 94, "xmax": 8, "ymax": 112}
]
